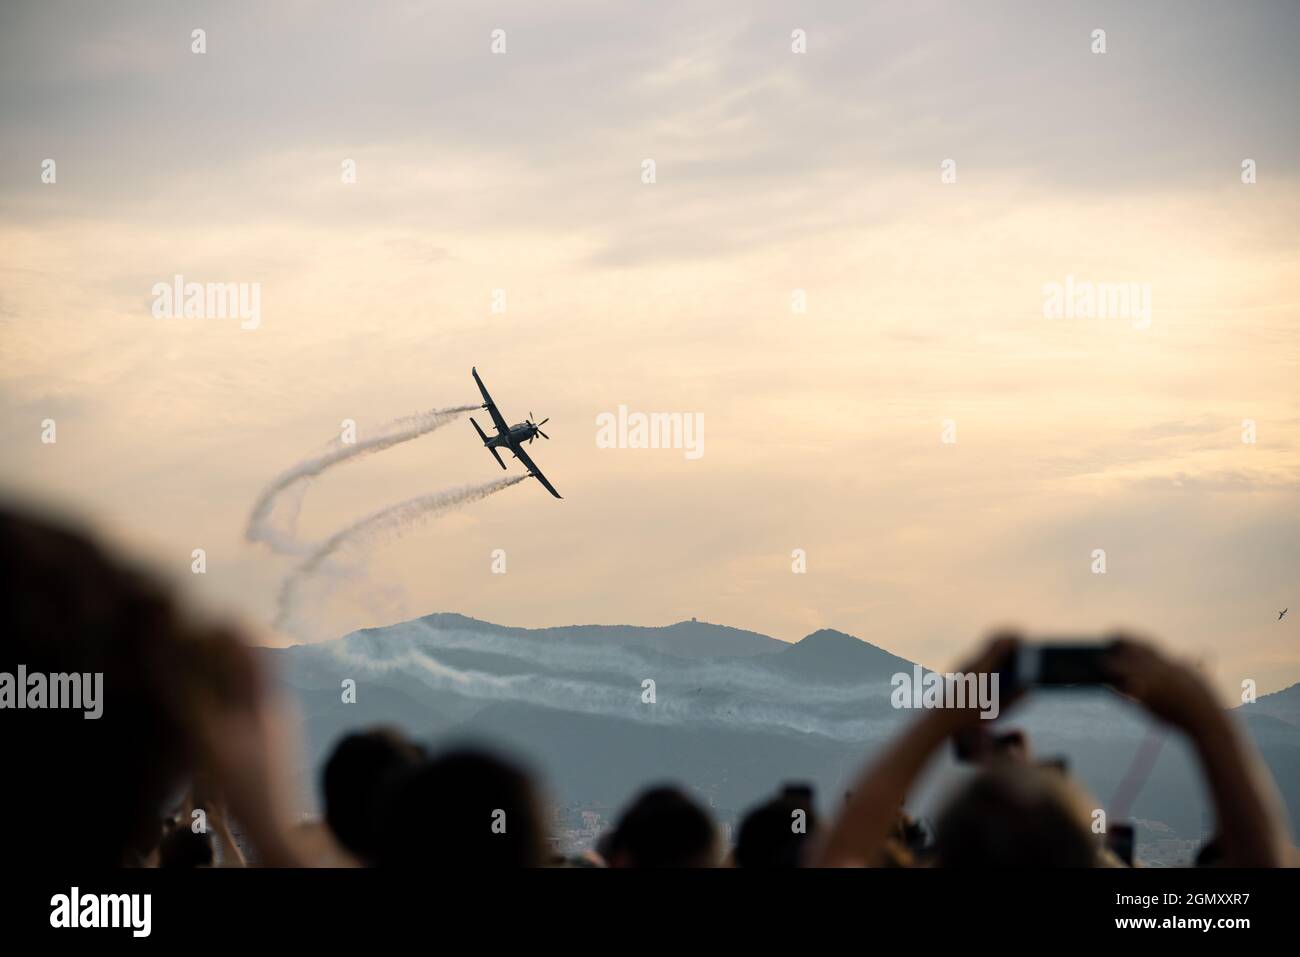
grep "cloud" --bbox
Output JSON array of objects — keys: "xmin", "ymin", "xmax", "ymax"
[{"xmin": 1, "ymin": 0, "xmax": 1298, "ymax": 698}]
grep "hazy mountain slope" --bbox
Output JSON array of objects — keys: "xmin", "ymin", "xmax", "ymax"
[
  {"xmin": 454, "ymin": 699, "xmax": 854, "ymax": 814},
  {"xmin": 1239, "ymin": 681, "xmax": 1300, "ymax": 727},
  {"xmin": 759, "ymin": 628, "xmax": 920, "ymax": 684},
  {"xmin": 414, "ymin": 612, "xmax": 786, "ymax": 660}
]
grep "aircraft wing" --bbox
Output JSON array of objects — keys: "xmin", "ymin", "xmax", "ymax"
[
  {"xmin": 471, "ymin": 367, "xmax": 511, "ymax": 436},
  {"xmin": 509, "ymin": 442, "xmax": 562, "ymax": 499}
]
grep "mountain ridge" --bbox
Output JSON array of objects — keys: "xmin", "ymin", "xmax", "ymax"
[{"xmin": 291, "ymin": 610, "xmax": 914, "ymax": 661}]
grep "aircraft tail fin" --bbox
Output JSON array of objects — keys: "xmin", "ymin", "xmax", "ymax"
[{"xmin": 471, "ymin": 418, "xmax": 507, "ymax": 469}]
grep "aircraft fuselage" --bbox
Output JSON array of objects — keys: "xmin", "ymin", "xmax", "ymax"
[{"xmin": 485, "ymin": 423, "xmax": 540, "ymax": 448}]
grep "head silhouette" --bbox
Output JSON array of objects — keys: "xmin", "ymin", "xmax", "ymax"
[
  {"xmin": 735, "ymin": 787, "xmax": 818, "ymax": 868},
  {"xmin": 605, "ymin": 785, "xmax": 717, "ymax": 868},
  {"xmin": 0, "ymin": 506, "xmax": 250, "ymax": 866},
  {"xmin": 322, "ymin": 727, "xmax": 424, "ymax": 863},
  {"xmin": 934, "ymin": 764, "xmax": 1098, "ymax": 867},
  {"xmin": 375, "ymin": 746, "xmax": 546, "ymax": 867}
]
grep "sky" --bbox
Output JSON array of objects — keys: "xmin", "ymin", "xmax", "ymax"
[{"xmin": 2, "ymin": 1, "xmax": 1298, "ymax": 699}]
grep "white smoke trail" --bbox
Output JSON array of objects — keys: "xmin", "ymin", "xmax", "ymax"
[
  {"xmin": 246, "ymin": 404, "xmax": 480, "ymax": 555},
  {"xmin": 275, "ymin": 474, "xmax": 526, "ymax": 629},
  {"xmin": 319, "ymin": 639, "xmax": 903, "ymax": 742},
  {"xmin": 398, "ymin": 618, "xmax": 894, "ymax": 707}
]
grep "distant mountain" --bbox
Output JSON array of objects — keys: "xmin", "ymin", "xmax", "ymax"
[
  {"xmin": 259, "ymin": 612, "xmax": 1300, "ymax": 861},
  {"xmin": 760, "ymin": 628, "xmax": 918, "ymax": 684},
  {"xmin": 1239, "ymin": 681, "xmax": 1300, "ymax": 728},
  {"xmin": 414, "ymin": 612, "xmax": 786, "ymax": 661}
]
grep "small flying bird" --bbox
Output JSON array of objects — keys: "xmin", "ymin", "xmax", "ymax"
[{"xmin": 1280, "ymin": 608, "xmax": 1288, "ymax": 621}]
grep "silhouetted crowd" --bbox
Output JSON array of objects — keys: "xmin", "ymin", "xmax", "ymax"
[{"xmin": 2, "ymin": 505, "xmax": 1293, "ymax": 868}]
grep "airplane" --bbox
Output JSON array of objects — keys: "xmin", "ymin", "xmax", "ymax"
[{"xmin": 470, "ymin": 367, "xmax": 562, "ymax": 499}]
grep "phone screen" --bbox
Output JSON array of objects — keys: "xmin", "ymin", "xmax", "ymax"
[
  {"xmin": 1107, "ymin": 824, "xmax": 1135, "ymax": 866},
  {"xmin": 1039, "ymin": 646, "xmax": 1111, "ymax": 684},
  {"xmin": 1016, "ymin": 643, "xmax": 1114, "ymax": 686}
]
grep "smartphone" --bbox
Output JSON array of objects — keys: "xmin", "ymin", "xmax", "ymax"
[
  {"xmin": 1106, "ymin": 822, "xmax": 1136, "ymax": 866},
  {"xmin": 952, "ymin": 725, "xmax": 989, "ymax": 762},
  {"xmin": 1012, "ymin": 642, "xmax": 1115, "ymax": 688}
]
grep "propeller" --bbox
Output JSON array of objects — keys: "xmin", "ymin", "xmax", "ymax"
[{"xmin": 526, "ymin": 412, "xmax": 551, "ymax": 442}]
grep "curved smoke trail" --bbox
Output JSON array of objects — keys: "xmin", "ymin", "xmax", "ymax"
[
  {"xmin": 274, "ymin": 474, "xmax": 527, "ymax": 629},
  {"xmin": 318, "ymin": 639, "xmax": 901, "ymax": 742},
  {"xmin": 246, "ymin": 404, "xmax": 480, "ymax": 555}
]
